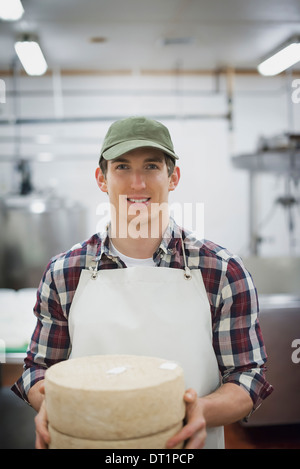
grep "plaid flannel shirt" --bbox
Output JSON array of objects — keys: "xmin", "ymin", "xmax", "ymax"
[{"xmin": 12, "ymin": 218, "xmax": 273, "ymax": 411}]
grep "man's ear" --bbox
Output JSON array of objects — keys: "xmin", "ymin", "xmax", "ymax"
[
  {"xmin": 168, "ymin": 166, "xmax": 180, "ymax": 192},
  {"xmin": 95, "ymin": 167, "xmax": 108, "ymax": 192}
]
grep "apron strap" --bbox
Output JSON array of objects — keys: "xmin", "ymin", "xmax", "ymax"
[{"xmin": 181, "ymin": 234, "xmax": 192, "ymax": 280}]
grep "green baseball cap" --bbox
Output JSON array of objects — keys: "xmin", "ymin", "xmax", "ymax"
[{"xmin": 100, "ymin": 116, "xmax": 179, "ymax": 161}]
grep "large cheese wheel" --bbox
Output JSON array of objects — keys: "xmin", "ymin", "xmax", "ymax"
[
  {"xmin": 45, "ymin": 355, "xmax": 185, "ymax": 440},
  {"xmin": 49, "ymin": 422, "xmax": 183, "ymax": 449}
]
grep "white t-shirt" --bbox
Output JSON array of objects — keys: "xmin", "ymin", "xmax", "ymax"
[{"xmin": 110, "ymin": 242, "xmax": 156, "ymax": 267}]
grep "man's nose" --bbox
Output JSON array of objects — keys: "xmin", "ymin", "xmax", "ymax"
[{"xmin": 130, "ymin": 171, "xmax": 146, "ymax": 190}]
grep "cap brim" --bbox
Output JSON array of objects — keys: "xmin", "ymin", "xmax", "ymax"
[{"xmin": 102, "ymin": 139, "xmax": 179, "ymax": 161}]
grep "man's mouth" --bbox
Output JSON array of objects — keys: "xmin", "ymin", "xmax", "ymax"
[{"xmin": 127, "ymin": 197, "xmax": 151, "ymax": 204}]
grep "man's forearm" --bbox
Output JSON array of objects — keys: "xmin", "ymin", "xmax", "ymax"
[
  {"xmin": 27, "ymin": 379, "xmax": 45, "ymax": 412},
  {"xmin": 200, "ymin": 382, "xmax": 253, "ymax": 427}
]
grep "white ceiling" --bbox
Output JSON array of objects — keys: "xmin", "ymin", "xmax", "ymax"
[{"xmin": 1, "ymin": 0, "xmax": 300, "ymax": 73}]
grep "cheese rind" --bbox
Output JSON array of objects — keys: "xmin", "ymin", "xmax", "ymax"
[
  {"xmin": 49, "ymin": 422, "xmax": 184, "ymax": 449},
  {"xmin": 45, "ymin": 355, "xmax": 185, "ymax": 440}
]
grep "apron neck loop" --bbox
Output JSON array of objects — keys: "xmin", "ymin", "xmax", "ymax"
[
  {"xmin": 89, "ymin": 235, "xmax": 192, "ymax": 280},
  {"xmin": 89, "ymin": 259, "xmax": 99, "ymax": 279}
]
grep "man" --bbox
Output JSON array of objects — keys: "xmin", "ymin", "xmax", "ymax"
[{"xmin": 12, "ymin": 116, "xmax": 273, "ymax": 449}]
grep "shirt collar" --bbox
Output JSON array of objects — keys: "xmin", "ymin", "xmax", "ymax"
[
  {"xmin": 158, "ymin": 216, "xmax": 182, "ymax": 255},
  {"xmin": 94, "ymin": 217, "xmax": 182, "ymax": 261}
]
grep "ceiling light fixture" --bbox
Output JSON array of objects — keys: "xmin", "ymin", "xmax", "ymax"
[
  {"xmin": 258, "ymin": 35, "xmax": 300, "ymax": 76},
  {"xmin": 0, "ymin": 0, "xmax": 24, "ymax": 21},
  {"xmin": 14, "ymin": 34, "xmax": 48, "ymax": 76}
]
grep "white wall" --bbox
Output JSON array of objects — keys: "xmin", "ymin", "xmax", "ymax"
[{"xmin": 0, "ymin": 71, "xmax": 299, "ymax": 257}]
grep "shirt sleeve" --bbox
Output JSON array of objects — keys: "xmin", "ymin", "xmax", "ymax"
[
  {"xmin": 212, "ymin": 255, "xmax": 273, "ymax": 414},
  {"xmin": 11, "ymin": 259, "xmax": 71, "ymax": 404}
]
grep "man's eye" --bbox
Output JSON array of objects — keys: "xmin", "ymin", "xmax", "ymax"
[
  {"xmin": 146, "ymin": 164, "xmax": 159, "ymax": 169},
  {"xmin": 116, "ymin": 164, "xmax": 129, "ymax": 170}
]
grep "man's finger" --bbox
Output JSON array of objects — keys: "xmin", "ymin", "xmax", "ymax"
[{"xmin": 184, "ymin": 388, "xmax": 197, "ymax": 403}]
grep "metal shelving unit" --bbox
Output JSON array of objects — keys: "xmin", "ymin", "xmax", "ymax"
[{"xmin": 232, "ymin": 134, "xmax": 300, "ymax": 255}]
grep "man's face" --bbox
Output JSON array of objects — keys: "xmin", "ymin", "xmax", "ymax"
[{"xmin": 96, "ymin": 147, "xmax": 180, "ymax": 237}]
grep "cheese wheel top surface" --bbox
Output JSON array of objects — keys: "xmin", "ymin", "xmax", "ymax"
[{"xmin": 45, "ymin": 354, "xmax": 184, "ymax": 391}]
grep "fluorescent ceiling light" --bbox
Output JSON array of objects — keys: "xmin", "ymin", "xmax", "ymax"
[
  {"xmin": 258, "ymin": 37, "xmax": 300, "ymax": 76},
  {"xmin": 0, "ymin": 0, "xmax": 24, "ymax": 21},
  {"xmin": 15, "ymin": 36, "xmax": 48, "ymax": 76}
]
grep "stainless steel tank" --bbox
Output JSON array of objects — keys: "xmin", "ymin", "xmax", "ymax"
[
  {"xmin": 241, "ymin": 257, "xmax": 300, "ymax": 426},
  {"xmin": 241, "ymin": 294, "xmax": 300, "ymax": 426},
  {"xmin": 0, "ymin": 192, "xmax": 87, "ymax": 289}
]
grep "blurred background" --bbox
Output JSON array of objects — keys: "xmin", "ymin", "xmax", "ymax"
[{"xmin": 0, "ymin": 0, "xmax": 299, "ymax": 449}]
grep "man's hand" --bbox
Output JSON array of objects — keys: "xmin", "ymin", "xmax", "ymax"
[
  {"xmin": 166, "ymin": 388, "xmax": 207, "ymax": 449},
  {"xmin": 28, "ymin": 381, "xmax": 50, "ymax": 449},
  {"xmin": 35, "ymin": 398, "xmax": 50, "ymax": 449},
  {"xmin": 166, "ymin": 382, "xmax": 254, "ymax": 449}
]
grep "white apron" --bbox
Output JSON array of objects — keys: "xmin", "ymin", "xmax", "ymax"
[{"xmin": 68, "ymin": 241, "xmax": 225, "ymax": 449}]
